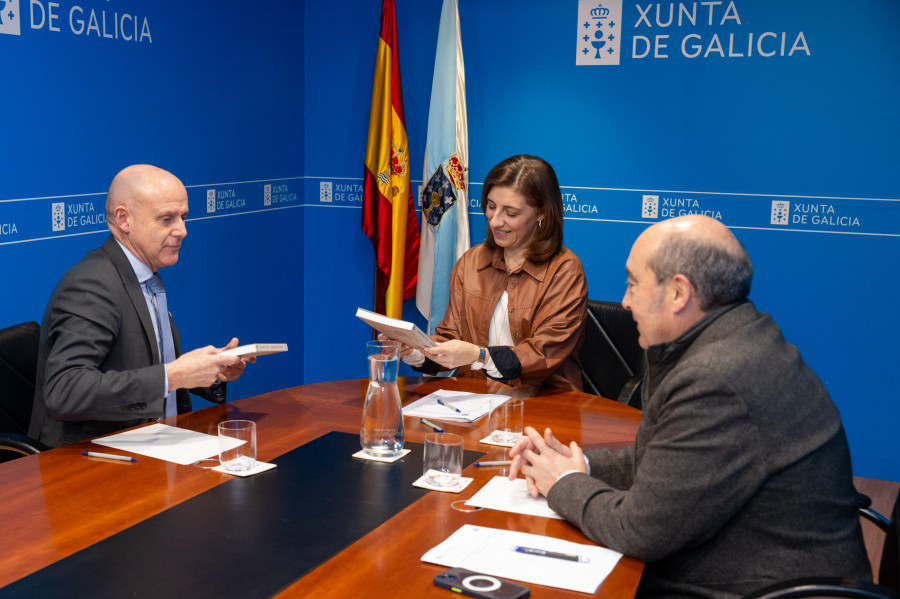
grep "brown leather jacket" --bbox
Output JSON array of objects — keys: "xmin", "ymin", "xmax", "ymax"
[{"xmin": 433, "ymin": 244, "xmax": 587, "ymax": 391}]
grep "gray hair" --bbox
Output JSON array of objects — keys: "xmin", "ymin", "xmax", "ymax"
[{"xmin": 647, "ymin": 233, "xmax": 753, "ymax": 311}]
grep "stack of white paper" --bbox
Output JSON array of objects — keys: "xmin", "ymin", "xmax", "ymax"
[{"xmin": 402, "ymin": 390, "xmax": 511, "ymax": 422}]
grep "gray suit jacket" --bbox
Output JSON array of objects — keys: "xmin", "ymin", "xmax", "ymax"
[
  {"xmin": 29, "ymin": 235, "xmax": 223, "ymax": 447},
  {"xmin": 547, "ymin": 301, "xmax": 869, "ymax": 598}
]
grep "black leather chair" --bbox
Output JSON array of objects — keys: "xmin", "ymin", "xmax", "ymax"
[
  {"xmin": 0, "ymin": 321, "xmax": 48, "ymax": 462},
  {"xmin": 579, "ymin": 300, "xmax": 645, "ymax": 408},
  {"xmin": 742, "ymin": 492, "xmax": 900, "ymax": 599}
]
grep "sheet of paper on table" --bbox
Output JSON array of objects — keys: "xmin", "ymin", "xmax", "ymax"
[
  {"xmin": 92, "ymin": 423, "xmax": 242, "ymax": 465},
  {"xmin": 401, "ymin": 389, "xmax": 511, "ymax": 422},
  {"xmin": 466, "ymin": 476, "xmax": 564, "ymax": 519},
  {"xmin": 422, "ymin": 524, "xmax": 623, "ymax": 594}
]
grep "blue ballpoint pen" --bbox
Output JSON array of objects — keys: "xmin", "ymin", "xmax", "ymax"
[
  {"xmin": 420, "ymin": 418, "xmax": 445, "ymax": 433},
  {"xmin": 436, "ymin": 398, "xmax": 462, "ymax": 414},
  {"xmin": 514, "ymin": 546, "xmax": 590, "ymax": 563}
]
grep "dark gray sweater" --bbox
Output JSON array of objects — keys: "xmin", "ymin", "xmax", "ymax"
[{"xmin": 548, "ymin": 301, "xmax": 870, "ymax": 598}]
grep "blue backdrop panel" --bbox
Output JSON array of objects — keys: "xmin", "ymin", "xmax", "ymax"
[
  {"xmin": 302, "ymin": 0, "xmax": 899, "ymax": 480},
  {"xmin": 169, "ymin": 205, "xmax": 303, "ymax": 408},
  {"xmin": 3, "ymin": 0, "xmax": 897, "ymax": 479},
  {"xmin": 1, "ymin": 0, "xmax": 306, "ymax": 401}
]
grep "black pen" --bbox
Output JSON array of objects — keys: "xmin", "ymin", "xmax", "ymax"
[
  {"xmin": 83, "ymin": 451, "xmax": 137, "ymax": 462},
  {"xmin": 514, "ymin": 546, "xmax": 590, "ymax": 563}
]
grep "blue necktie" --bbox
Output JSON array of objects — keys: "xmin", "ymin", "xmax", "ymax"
[{"xmin": 145, "ymin": 273, "xmax": 178, "ymax": 418}]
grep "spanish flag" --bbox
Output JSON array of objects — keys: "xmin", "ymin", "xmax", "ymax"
[{"xmin": 363, "ymin": 0, "xmax": 420, "ymax": 318}]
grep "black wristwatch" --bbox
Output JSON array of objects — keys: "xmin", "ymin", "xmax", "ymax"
[{"xmin": 471, "ymin": 346, "xmax": 487, "ymax": 371}]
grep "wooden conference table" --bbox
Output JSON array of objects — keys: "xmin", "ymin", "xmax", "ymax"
[{"xmin": 0, "ymin": 377, "xmax": 643, "ymax": 598}]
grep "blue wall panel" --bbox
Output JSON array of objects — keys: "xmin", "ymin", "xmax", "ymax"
[
  {"xmin": 3, "ymin": 0, "xmax": 897, "ymax": 479},
  {"xmin": 2, "ymin": 0, "xmax": 306, "ymax": 403},
  {"xmin": 303, "ymin": 0, "xmax": 899, "ymax": 480},
  {"xmin": 301, "ymin": 0, "xmax": 441, "ymax": 384}
]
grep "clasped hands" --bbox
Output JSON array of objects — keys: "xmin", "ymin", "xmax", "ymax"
[
  {"xmin": 166, "ymin": 337, "xmax": 255, "ymax": 391},
  {"xmin": 508, "ymin": 426, "xmax": 587, "ymax": 498}
]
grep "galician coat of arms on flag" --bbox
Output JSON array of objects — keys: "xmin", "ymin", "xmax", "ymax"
[{"xmin": 422, "ymin": 154, "xmax": 465, "ymax": 227}]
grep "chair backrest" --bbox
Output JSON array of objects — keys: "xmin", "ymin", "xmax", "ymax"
[
  {"xmin": 742, "ymin": 492, "xmax": 899, "ymax": 598},
  {"xmin": 880, "ymin": 492, "xmax": 899, "ymax": 591},
  {"xmin": 579, "ymin": 300, "xmax": 645, "ymax": 406},
  {"xmin": 0, "ymin": 321, "xmax": 41, "ymax": 436}
]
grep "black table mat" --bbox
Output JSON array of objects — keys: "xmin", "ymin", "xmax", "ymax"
[{"xmin": 2, "ymin": 431, "xmax": 483, "ymax": 598}]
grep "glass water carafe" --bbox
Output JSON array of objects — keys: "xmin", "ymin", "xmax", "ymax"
[{"xmin": 360, "ymin": 340, "xmax": 404, "ymax": 456}]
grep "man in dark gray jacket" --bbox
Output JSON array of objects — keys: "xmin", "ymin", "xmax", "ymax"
[
  {"xmin": 30, "ymin": 165, "xmax": 250, "ymax": 447},
  {"xmin": 509, "ymin": 215, "xmax": 870, "ymax": 598}
]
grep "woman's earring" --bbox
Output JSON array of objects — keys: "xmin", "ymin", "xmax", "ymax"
[{"xmin": 538, "ymin": 219, "xmax": 543, "ymax": 228}]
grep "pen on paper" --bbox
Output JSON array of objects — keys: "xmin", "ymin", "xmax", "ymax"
[
  {"xmin": 513, "ymin": 546, "xmax": 590, "ymax": 563},
  {"xmin": 436, "ymin": 399, "xmax": 463, "ymax": 414},
  {"xmin": 473, "ymin": 460, "xmax": 512, "ymax": 467},
  {"xmin": 420, "ymin": 418, "xmax": 445, "ymax": 433},
  {"xmin": 82, "ymin": 452, "xmax": 137, "ymax": 462}
]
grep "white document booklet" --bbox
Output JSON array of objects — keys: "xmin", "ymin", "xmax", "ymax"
[
  {"xmin": 402, "ymin": 390, "xmax": 511, "ymax": 423},
  {"xmin": 221, "ymin": 343, "xmax": 288, "ymax": 357},
  {"xmin": 422, "ymin": 524, "xmax": 622, "ymax": 594},
  {"xmin": 355, "ymin": 307, "xmax": 436, "ymax": 349}
]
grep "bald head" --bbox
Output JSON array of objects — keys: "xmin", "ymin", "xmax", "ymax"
[
  {"xmin": 641, "ymin": 214, "xmax": 744, "ymax": 252},
  {"xmin": 106, "ymin": 164, "xmax": 189, "ymax": 272},
  {"xmin": 106, "ymin": 165, "xmax": 184, "ymax": 223},
  {"xmin": 641, "ymin": 215, "xmax": 753, "ymax": 311}
]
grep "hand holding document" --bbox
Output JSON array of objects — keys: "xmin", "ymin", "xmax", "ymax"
[
  {"xmin": 355, "ymin": 307, "xmax": 436, "ymax": 349},
  {"xmin": 422, "ymin": 524, "xmax": 622, "ymax": 594},
  {"xmin": 220, "ymin": 343, "xmax": 288, "ymax": 358},
  {"xmin": 402, "ymin": 390, "xmax": 512, "ymax": 423}
]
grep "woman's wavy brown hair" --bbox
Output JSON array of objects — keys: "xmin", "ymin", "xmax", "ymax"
[{"xmin": 481, "ymin": 155, "xmax": 564, "ymax": 264}]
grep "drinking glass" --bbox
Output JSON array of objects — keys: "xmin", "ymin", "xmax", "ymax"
[
  {"xmin": 218, "ymin": 420, "xmax": 257, "ymax": 471},
  {"xmin": 423, "ymin": 432, "xmax": 464, "ymax": 488},
  {"xmin": 489, "ymin": 398, "xmax": 524, "ymax": 444}
]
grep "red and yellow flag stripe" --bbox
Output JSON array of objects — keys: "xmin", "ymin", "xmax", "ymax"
[{"xmin": 362, "ymin": 0, "xmax": 420, "ymax": 318}]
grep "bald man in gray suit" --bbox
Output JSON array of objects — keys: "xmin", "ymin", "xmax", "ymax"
[{"xmin": 29, "ymin": 165, "xmax": 251, "ymax": 447}]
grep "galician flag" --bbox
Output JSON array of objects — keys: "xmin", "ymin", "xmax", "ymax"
[
  {"xmin": 363, "ymin": 0, "xmax": 420, "ymax": 319},
  {"xmin": 416, "ymin": 0, "xmax": 470, "ymax": 333}
]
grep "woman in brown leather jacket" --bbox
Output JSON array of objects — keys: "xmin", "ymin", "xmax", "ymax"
[{"xmin": 402, "ymin": 155, "xmax": 588, "ymax": 391}]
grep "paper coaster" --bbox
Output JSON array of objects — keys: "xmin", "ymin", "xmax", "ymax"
[
  {"xmin": 479, "ymin": 431, "xmax": 521, "ymax": 447},
  {"xmin": 211, "ymin": 461, "xmax": 277, "ymax": 477},
  {"xmin": 412, "ymin": 473, "xmax": 474, "ymax": 493},
  {"xmin": 351, "ymin": 448, "xmax": 412, "ymax": 463}
]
